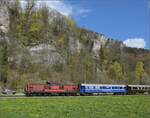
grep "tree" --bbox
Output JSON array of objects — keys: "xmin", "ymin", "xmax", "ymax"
[
  {"xmin": 23, "ymin": 0, "xmax": 35, "ymax": 33},
  {"xmin": 109, "ymin": 62, "xmax": 124, "ymax": 80},
  {"xmin": 99, "ymin": 45, "xmax": 106, "ymax": 70},
  {"xmin": 82, "ymin": 54, "xmax": 93, "ymax": 83},
  {"xmin": 40, "ymin": 5, "xmax": 50, "ymax": 40},
  {"xmin": 8, "ymin": 0, "xmax": 21, "ymax": 37},
  {"xmin": 135, "ymin": 61, "xmax": 144, "ymax": 83},
  {"xmin": 64, "ymin": 16, "xmax": 76, "ymax": 30},
  {"xmin": 0, "ymin": 42, "xmax": 8, "ymax": 86}
]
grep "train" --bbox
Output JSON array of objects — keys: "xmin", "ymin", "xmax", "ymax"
[{"xmin": 24, "ymin": 82, "xmax": 150, "ymax": 96}]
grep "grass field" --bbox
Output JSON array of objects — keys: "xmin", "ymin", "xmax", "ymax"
[{"xmin": 0, "ymin": 96, "xmax": 149, "ymax": 118}]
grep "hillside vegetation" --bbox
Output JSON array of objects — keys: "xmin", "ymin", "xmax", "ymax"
[{"xmin": 0, "ymin": 0, "xmax": 150, "ymax": 90}]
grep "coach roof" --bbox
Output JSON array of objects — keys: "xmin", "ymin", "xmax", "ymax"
[{"xmin": 80, "ymin": 84, "xmax": 126, "ymax": 87}]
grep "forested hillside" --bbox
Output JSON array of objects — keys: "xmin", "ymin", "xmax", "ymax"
[{"xmin": 0, "ymin": 0, "xmax": 150, "ymax": 90}]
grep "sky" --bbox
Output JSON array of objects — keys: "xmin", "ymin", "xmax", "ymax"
[{"xmin": 21, "ymin": 0, "xmax": 150, "ymax": 49}]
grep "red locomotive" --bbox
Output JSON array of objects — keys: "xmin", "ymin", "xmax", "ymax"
[{"xmin": 24, "ymin": 82, "xmax": 79, "ymax": 96}]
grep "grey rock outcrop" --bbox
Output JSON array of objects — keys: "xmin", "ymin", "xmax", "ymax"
[
  {"xmin": 92, "ymin": 35, "xmax": 107, "ymax": 55},
  {"xmin": 28, "ymin": 44, "xmax": 65, "ymax": 66},
  {"xmin": 69, "ymin": 37, "xmax": 82, "ymax": 54},
  {"xmin": 0, "ymin": 0, "xmax": 10, "ymax": 42}
]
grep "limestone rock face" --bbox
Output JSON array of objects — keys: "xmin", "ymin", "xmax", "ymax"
[
  {"xmin": 0, "ymin": 0, "xmax": 11, "ymax": 42},
  {"xmin": 0, "ymin": 0, "xmax": 109, "ymax": 66},
  {"xmin": 0, "ymin": 25, "xmax": 8, "ymax": 42},
  {"xmin": 0, "ymin": 7, "xmax": 9, "ymax": 31},
  {"xmin": 0, "ymin": 0, "xmax": 12, "ymax": 32},
  {"xmin": 92, "ymin": 35, "xmax": 107, "ymax": 55},
  {"xmin": 28, "ymin": 44, "xmax": 65, "ymax": 65},
  {"xmin": 69, "ymin": 37, "xmax": 82, "ymax": 54}
]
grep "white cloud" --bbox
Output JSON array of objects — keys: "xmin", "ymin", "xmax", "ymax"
[
  {"xmin": 38, "ymin": 1, "xmax": 73, "ymax": 17},
  {"xmin": 74, "ymin": 9, "xmax": 92, "ymax": 18},
  {"xmin": 123, "ymin": 38, "xmax": 146, "ymax": 48},
  {"xmin": 77, "ymin": 9, "xmax": 92, "ymax": 14},
  {"xmin": 20, "ymin": 0, "xmax": 91, "ymax": 17}
]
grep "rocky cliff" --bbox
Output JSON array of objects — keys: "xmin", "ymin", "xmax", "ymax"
[{"xmin": 0, "ymin": 0, "xmax": 149, "ymax": 90}]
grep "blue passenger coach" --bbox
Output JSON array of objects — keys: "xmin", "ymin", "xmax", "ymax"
[{"xmin": 80, "ymin": 84, "xmax": 127, "ymax": 94}]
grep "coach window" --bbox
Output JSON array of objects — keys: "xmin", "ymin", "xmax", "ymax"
[
  {"xmin": 107, "ymin": 87, "xmax": 110, "ymax": 89},
  {"xmin": 112, "ymin": 87, "xmax": 117, "ymax": 89},
  {"xmin": 133, "ymin": 87, "xmax": 137, "ymax": 90},
  {"xmin": 112, "ymin": 87, "xmax": 115, "ymax": 89},
  {"xmin": 81, "ymin": 86, "xmax": 84, "ymax": 89},
  {"xmin": 96, "ymin": 86, "xmax": 99, "ymax": 89},
  {"xmin": 145, "ymin": 87, "xmax": 147, "ymax": 89},
  {"xmin": 142, "ymin": 87, "xmax": 144, "ymax": 89},
  {"xmin": 145, "ymin": 87, "xmax": 148, "ymax": 89},
  {"xmin": 107, "ymin": 86, "xmax": 111, "ymax": 89},
  {"xmin": 102, "ymin": 86, "xmax": 104, "ymax": 89},
  {"xmin": 141, "ymin": 87, "xmax": 144, "ymax": 89}
]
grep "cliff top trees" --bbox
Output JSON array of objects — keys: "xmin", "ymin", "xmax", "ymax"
[{"xmin": 109, "ymin": 62, "xmax": 124, "ymax": 80}]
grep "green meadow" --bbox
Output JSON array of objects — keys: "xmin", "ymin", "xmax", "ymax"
[{"xmin": 0, "ymin": 96, "xmax": 149, "ymax": 118}]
